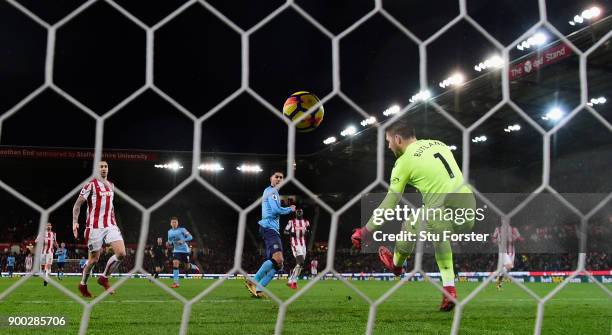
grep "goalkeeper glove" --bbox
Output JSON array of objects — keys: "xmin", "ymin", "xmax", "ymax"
[{"xmin": 351, "ymin": 226, "xmax": 371, "ymax": 250}]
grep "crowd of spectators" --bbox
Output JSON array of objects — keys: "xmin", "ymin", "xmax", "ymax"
[
  {"xmin": 2, "ymin": 246, "xmax": 609, "ymax": 276},
  {"xmin": 1, "ymin": 209, "xmax": 609, "ymax": 276}
]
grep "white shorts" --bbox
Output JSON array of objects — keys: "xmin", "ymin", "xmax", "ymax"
[
  {"xmin": 501, "ymin": 253, "xmax": 515, "ymax": 267},
  {"xmin": 291, "ymin": 245, "xmax": 306, "ymax": 258},
  {"xmin": 85, "ymin": 225, "xmax": 124, "ymax": 252},
  {"xmin": 311, "ymin": 269, "xmax": 317, "ymax": 275},
  {"xmin": 41, "ymin": 253, "xmax": 53, "ymax": 265}
]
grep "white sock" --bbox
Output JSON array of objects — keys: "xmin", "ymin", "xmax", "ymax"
[
  {"xmin": 103, "ymin": 255, "xmax": 120, "ymax": 278},
  {"xmin": 292, "ymin": 265, "xmax": 302, "ymax": 282},
  {"xmin": 81, "ymin": 265, "xmax": 93, "ymax": 285}
]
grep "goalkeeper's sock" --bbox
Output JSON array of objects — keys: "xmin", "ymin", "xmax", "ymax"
[
  {"xmin": 393, "ymin": 250, "xmax": 408, "ymax": 268},
  {"xmin": 257, "ymin": 268, "xmax": 277, "ymax": 292},
  {"xmin": 435, "ymin": 253, "xmax": 455, "ymax": 287},
  {"xmin": 173, "ymin": 267, "xmax": 179, "ymax": 284},
  {"xmin": 254, "ymin": 260, "xmax": 273, "ymax": 283}
]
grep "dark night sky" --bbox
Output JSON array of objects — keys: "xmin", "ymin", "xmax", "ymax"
[{"xmin": 2, "ymin": 0, "xmax": 610, "ymax": 155}]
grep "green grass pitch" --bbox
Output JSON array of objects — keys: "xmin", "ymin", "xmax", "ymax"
[{"xmin": 0, "ymin": 276, "xmax": 610, "ymax": 334}]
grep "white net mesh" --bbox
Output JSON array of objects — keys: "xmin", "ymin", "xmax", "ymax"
[{"xmin": 0, "ymin": 0, "xmax": 611, "ymax": 334}]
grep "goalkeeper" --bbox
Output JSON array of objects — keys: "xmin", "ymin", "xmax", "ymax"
[{"xmin": 351, "ymin": 118, "xmax": 476, "ymax": 312}]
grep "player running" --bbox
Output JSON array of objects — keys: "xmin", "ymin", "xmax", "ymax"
[
  {"xmin": 492, "ymin": 224, "xmax": 523, "ymax": 290},
  {"xmin": 151, "ymin": 237, "xmax": 166, "ymax": 279},
  {"xmin": 6, "ymin": 253, "xmax": 15, "ymax": 278},
  {"xmin": 55, "ymin": 242, "xmax": 68, "ymax": 280},
  {"xmin": 351, "ymin": 119, "xmax": 476, "ymax": 312},
  {"xmin": 284, "ymin": 208, "xmax": 310, "ymax": 289},
  {"xmin": 25, "ymin": 252, "xmax": 33, "ymax": 273},
  {"xmin": 245, "ymin": 170, "xmax": 295, "ymax": 298},
  {"xmin": 167, "ymin": 217, "xmax": 200, "ymax": 288},
  {"xmin": 36, "ymin": 223, "xmax": 58, "ymax": 286},
  {"xmin": 310, "ymin": 258, "xmax": 318, "ymax": 278},
  {"xmin": 73, "ymin": 161, "xmax": 126, "ymax": 297}
]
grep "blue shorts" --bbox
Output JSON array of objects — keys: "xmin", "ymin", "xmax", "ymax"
[
  {"xmin": 172, "ymin": 252, "xmax": 190, "ymax": 264},
  {"xmin": 259, "ymin": 226, "xmax": 282, "ymax": 259},
  {"xmin": 8, "ymin": 266, "xmax": 14, "ymax": 272},
  {"xmin": 57, "ymin": 262, "xmax": 65, "ymax": 269}
]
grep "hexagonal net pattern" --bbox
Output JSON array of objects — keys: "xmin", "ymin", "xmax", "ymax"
[{"xmin": 0, "ymin": 0, "xmax": 611, "ymax": 334}]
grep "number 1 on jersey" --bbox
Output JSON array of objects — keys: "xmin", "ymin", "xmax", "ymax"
[{"xmin": 434, "ymin": 152, "xmax": 455, "ymax": 178}]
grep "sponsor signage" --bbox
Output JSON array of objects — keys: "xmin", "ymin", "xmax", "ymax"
[{"xmin": 510, "ymin": 43, "xmax": 573, "ymax": 80}]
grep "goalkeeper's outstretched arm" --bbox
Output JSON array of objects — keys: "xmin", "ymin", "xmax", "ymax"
[
  {"xmin": 364, "ymin": 161, "xmax": 410, "ymax": 232},
  {"xmin": 364, "ymin": 192, "xmax": 404, "ymax": 232},
  {"xmin": 351, "ymin": 164, "xmax": 409, "ymax": 250}
]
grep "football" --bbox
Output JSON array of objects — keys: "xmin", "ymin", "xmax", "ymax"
[{"xmin": 282, "ymin": 91, "xmax": 324, "ymax": 132}]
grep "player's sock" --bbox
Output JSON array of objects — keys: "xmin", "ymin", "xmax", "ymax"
[
  {"xmin": 102, "ymin": 255, "xmax": 120, "ymax": 278},
  {"xmin": 435, "ymin": 252, "xmax": 455, "ymax": 287},
  {"xmin": 254, "ymin": 260, "xmax": 274, "ymax": 283},
  {"xmin": 287, "ymin": 269, "xmax": 293, "ymax": 284},
  {"xmin": 43, "ymin": 269, "xmax": 49, "ymax": 285},
  {"xmin": 80, "ymin": 264, "xmax": 92, "ymax": 285},
  {"xmin": 291, "ymin": 264, "xmax": 302, "ymax": 283},
  {"xmin": 173, "ymin": 267, "xmax": 179, "ymax": 284},
  {"xmin": 153, "ymin": 270, "xmax": 158, "ymax": 279},
  {"xmin": 257, "ymin": 268, "xmax": 277, "ymax": 292}
]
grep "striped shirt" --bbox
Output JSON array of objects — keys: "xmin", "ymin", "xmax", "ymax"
[
  {"xmin": 284, "ymin": 219, "xmax": 310, "ymax": 249},
  {"xmin": 79, "ymin": 178, "xmax": 117, "ymax": 229},
  {"xmin": 25, "ymin": 255, "xmax": 33, "ymax": 270},
  {"xmin": 38, "ymin": 231, "xmax": 57, "ymax": 254},
  {"xmin": 492, "ymin": 225, "xmax": 522, "ymax": 255},
  {"xmin": 310, "ymin": 260, "xmax": 318, "ymax": 272}
]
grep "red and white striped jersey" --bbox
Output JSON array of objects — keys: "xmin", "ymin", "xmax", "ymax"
[
  {"xmin": 492, "ymin": 225, "xmax": 522, "ymax": 255},
  {"xmin": 25, "ymin": 255, "xmax": 33, "ymax": 269},
  {"xmin": 285, "ymin": 219, "xmax": 310, "ymax": 248},
  {"xmin": 310, "ymin": 260, "xmax": 318, "ymax": 271},
  {"xmin": 79, "ymin": 178, "xmax": 117, "ymax": 229},
  {"xmin": 37, "ymin": 231, "xmax": 57, "ymax": 254}
]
